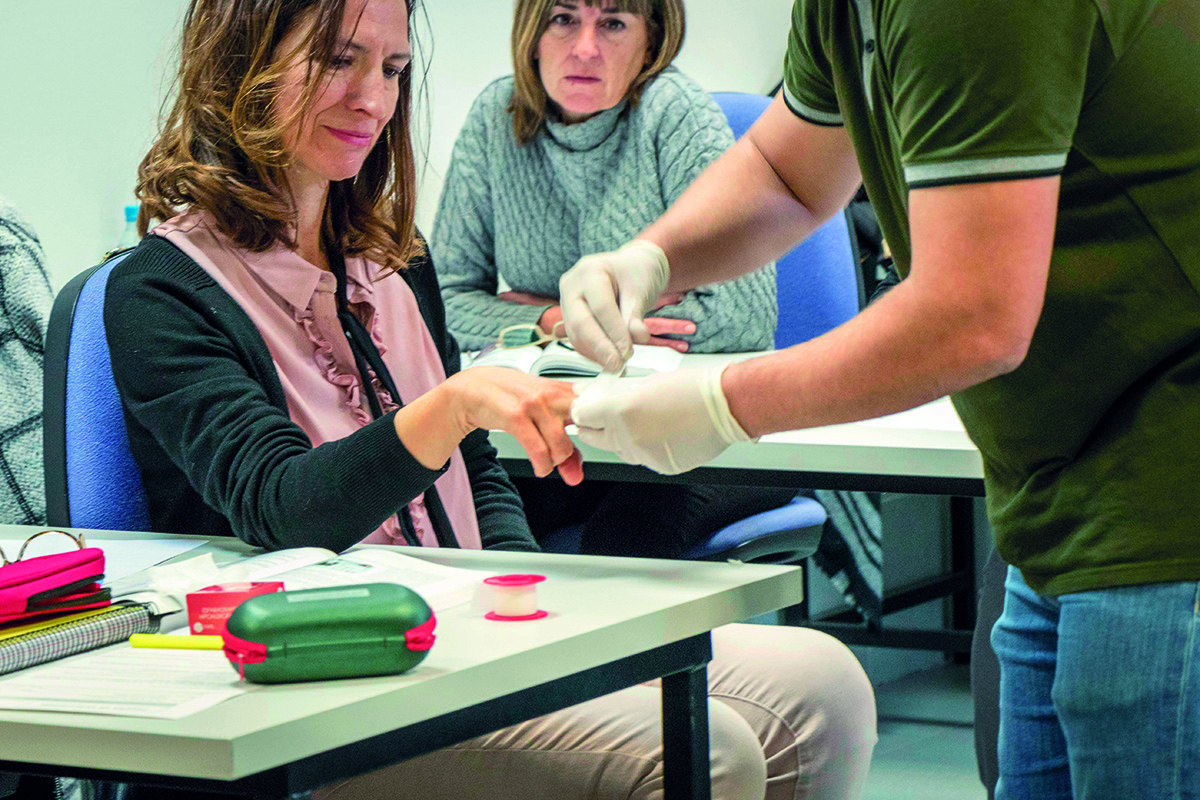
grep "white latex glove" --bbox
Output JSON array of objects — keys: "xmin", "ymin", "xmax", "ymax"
[
  {"xmin": 570, "ymin": 365, "xmax": 753, "ymax": 475},
  {"xmin": 558, "ymin": 239, "xmax": 670, "ymax": 373}
]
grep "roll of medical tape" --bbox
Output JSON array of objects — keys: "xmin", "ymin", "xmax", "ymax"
[{"xmin": 483, "ymin": 574, "xmax": 548, "ymax": 621}]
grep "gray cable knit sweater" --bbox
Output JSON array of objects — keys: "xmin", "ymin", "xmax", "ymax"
[
  {"xmin": 0, "ymin": 195, "xmax": 53, "ymax": 524},
  {"xmin": 432, "ymin": 69, "xmax": 777, "ymax": 353}
]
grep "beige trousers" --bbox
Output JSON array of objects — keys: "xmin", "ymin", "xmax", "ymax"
[{"xmin": 316, "ymin": 624, "xmax": 877, "ymax": 800}]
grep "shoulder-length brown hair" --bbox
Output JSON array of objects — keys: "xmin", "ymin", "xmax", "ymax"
[
  {"xmin": 508, "ymin": 0, "xmax": 685, "ymax": 145},
  {"xmin": 136, "ymin": 0, "xmax": 422, "ymax": 272}
]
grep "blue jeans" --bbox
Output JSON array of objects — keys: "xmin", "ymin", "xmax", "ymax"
[{"xmin": 992, "ymin": 566, "xmax": 1200, "ymax": 800}]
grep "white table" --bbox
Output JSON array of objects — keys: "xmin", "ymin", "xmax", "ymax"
[
  {"xmin": 0, "ymin": 526, "xmax": 802, "ymax": 800},
  {"xmin": 489, "ymin": 368, "xmax": 986, "ymax": 654}
]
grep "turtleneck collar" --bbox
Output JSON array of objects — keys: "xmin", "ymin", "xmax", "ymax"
[{"xmin": 543, "ymin": 101, "xmax": 628, "ymax": 152}]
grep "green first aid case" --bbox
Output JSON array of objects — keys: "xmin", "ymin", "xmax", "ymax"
[{"xmin": 220, "ymin": 583, "xmax": 436, "ymax": 684}]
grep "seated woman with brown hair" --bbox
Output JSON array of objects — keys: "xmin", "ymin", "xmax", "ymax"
[{"xmin": 106, "ymin": 1, "xmax": 876, "ymax": 797}]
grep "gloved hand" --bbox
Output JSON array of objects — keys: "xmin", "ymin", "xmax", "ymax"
[
  {"xmin": 570, "ymin": 364, "xmax": 753, "ymax": 475},
  {"xmin": 558, "ymin": 240, "xmax": 670, "ymax": 373}
]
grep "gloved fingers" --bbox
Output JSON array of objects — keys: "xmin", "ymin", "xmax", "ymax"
[
  {"xmin": 574, "ymin": 424, "xmax": 617, "ymax": 456},
  {"xmin": 618, "ymin": 290, "xmax": 652, "ymax": 346},
  {"xmin": 571, "ymin": 377, "xmax": 627, "ymax": 429},
  {"xmin": 626, "ymin": 317, "xmax": 652, "ymax": 345},
  {"xmin": 574, "ymin": 420, "xmax": 684, "ymax": 475},
  {"xmin": 571, "ymin": 368, "xmax": 740, "ymax": 475},
  {"xmin": 560, "ymin": 295, "xmax": 624, "ymax": 374},
  {"xmin": 560, "ymin": 271, "xmax": 630, "ymax": 372},
  {"xmin": 583, "ymin": 271, "xmax": 633, "ymax": 360},
  {"xmin": 572, "ymin": 378, "xmax": 651, "ymax": 467}
]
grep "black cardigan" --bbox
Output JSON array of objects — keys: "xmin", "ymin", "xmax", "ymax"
[{"xmin": 104, "ymin": 235, "xmax": 537, "ymax": 553}]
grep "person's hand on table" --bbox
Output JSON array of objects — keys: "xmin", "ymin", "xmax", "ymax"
[
  {"xmin": 537, "ymin": 292, "xmax": 693, "ymax": 351},
  {"xmin": 559, "ymin": 240, "xmax": 670, "ymax": 372},
  {"xmin": 570, "ymin": 365, "xmax": 751, "ymax": 475},
  {"xmin": 443, "ymin": 367, "xmax": 583, "ymax": 484},
  {"xmin": 642, "ymin": 293, "xmax": 695, "ymax": 353}
]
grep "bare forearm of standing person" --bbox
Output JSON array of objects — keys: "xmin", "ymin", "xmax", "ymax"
[
  {"xmin": 642, "ymin": 96, "xmax": 863, "ymax": 291},
  {"xmin": 571, "ymin": 176, "xmax": 1060, "ymax": 476},
  {"xmin": 722, "ymin": 176, "xmax": 1061, "ymax": 436}
]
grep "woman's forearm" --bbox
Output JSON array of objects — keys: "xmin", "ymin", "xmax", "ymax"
[{"xmin": 391, "ymin": 382, "xmax": 470, "ymax": 470}]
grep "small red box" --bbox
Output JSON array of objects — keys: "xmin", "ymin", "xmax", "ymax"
[{"xmin": 186, "ymin": 582, "xmax": 284, "ymax": 635}]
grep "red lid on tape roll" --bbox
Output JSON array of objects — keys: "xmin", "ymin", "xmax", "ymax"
[{"xmin": 483, "ymin": 574, "xmax": 545, "ymax": 587}]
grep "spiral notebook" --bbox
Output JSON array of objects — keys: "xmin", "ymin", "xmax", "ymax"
[{"xmin": 0, "ymin": 602, "xmax": 158, "ymax": 676}]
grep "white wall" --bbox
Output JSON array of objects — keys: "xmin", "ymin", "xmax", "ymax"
[
  {"xmin": 0, "ymin": 0, "xmax": 792, "ymax": 290},
  {"xmin": 0, "ymin": 0, "xmax": 189, "ymax": 290}
]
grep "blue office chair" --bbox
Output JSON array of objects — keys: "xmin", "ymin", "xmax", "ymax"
[
  {"xmin": 710, "ymin": 91, "xmax": 863, "ymax": 348},
  {"xmin": 44, "ymin": 250, "xmax": 151, "ymax": 530}
]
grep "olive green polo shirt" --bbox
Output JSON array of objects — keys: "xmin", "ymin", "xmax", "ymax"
[{"xmin": 783, "ymin": 0, "xmax": 1200, "ymax": 595}]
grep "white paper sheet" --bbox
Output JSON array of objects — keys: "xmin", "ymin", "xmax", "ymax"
[
  {"xmin": 0, "ymin": 645, "xmax": 249, "ymax": 718},
  {"xmin": 0, "ymin": 536, "xmax": 206, "ymax": 583}
]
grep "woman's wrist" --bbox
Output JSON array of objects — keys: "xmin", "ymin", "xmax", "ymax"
[{"xmin": 392, "ymin": 381, "xmax": 472, "ymax": 470}]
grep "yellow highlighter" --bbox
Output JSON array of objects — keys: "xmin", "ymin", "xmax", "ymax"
[{"xmin": 129, "ymin": 633, "xmax": 224, "ymax": 650}]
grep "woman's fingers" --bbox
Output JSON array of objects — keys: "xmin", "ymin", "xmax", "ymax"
[
  {"xmin": 509, "ymin": 411, "xmax": 579, "ymax": 479},
  {"xmin": 555, "ymin": 449, "xmax": 585, "ymax": 485},
  {"xmin": 531, "ymin": 395, "xmax": 578, "ymax": 466},
  {"xmin": 450, "ymin": 368, "xmax": 581, "ymax": 480},
  {"xmin": 646, "ymin": 336, "xmax": 689, "ymax": 352},
  {"xmin": 644, "ymin": 316, "xmax": 696, "ymax": 336},
  {"xmin": 643, "ymin": 316, "xmax": 694, "ymax": 351},
  {"xmin": 498, "ymin": 375, "xmax": 579, "ymax": 479}
]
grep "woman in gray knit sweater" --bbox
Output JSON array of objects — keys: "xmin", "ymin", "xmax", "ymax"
[{"xmin": 432, "ymin": 0, "xmax": 795, "ymax": 560}]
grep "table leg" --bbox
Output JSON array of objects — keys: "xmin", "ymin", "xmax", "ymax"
[
  {"xmin": 949, "ymin": 496, "xmax": 978, "ymax": 663},
  {"xmin": 661, "ymin": 653, "xmax": 711, "ymax": 800}
]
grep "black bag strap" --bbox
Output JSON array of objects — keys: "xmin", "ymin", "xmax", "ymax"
[{"xmin": 329, "ymin": 251, "xmax": 459, "ymax": 549}]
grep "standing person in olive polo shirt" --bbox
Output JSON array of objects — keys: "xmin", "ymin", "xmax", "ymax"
[{"xmin": 556, "ymin": 0, "xmax": 1200, "ymax": 797}]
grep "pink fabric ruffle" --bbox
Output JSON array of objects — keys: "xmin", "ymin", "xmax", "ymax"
[
  {"xmin": 293, "ymin": 292, "xmax": 435, "ymax": 547},
  {"xmin": 293, "ymin": 304, "xmax": 375, "ymax": 428}
]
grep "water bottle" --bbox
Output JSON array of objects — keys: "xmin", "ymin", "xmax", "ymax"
[{"xmin": 116, "ymin": 204, "xmax": 140, "ymax": 249}]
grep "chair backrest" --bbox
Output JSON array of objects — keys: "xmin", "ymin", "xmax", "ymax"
[
  {"xmin": 43, "ymin": 251, "xmax": 150, "ymax": 530},
  {"xmin": 711, "ymin": 92, "xmax": 862, "ymax": 347}
]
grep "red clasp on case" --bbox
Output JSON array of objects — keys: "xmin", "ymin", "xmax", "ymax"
[
  {"xmin": 221, "ymin": 629, "xmax": 268, "ymax": 680},
  {"xmin": 404, "ymin": 613, "xmax": 436, "ymax": 651}
]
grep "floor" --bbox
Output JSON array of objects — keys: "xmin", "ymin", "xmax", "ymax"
[{"xmin": 863, "ymin": 662, "xmax": 988, "ymax": 800}]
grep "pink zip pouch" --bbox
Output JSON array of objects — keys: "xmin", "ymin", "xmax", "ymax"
[{"xmin": 0, "ymin": 544, "xmax": 110, "ymax": 625}]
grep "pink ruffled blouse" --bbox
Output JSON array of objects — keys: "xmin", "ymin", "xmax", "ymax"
[{"xmin": 154, "ymin": 210, "xmax": 482, "ymax": 549}]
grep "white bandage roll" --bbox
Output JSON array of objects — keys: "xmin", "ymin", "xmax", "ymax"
[{"xmin": 483, "ymin": 574, "xmax": 547, "ymax": 621}]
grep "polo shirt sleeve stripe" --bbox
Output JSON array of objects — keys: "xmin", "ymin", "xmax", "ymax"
[
  {"xmin": 903, "ymin": 153, "xmax": 1067, "ymax": 189},
  {"xmin": 782, "ymin": 83, "xmax": 844, "ymax": 127}
]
